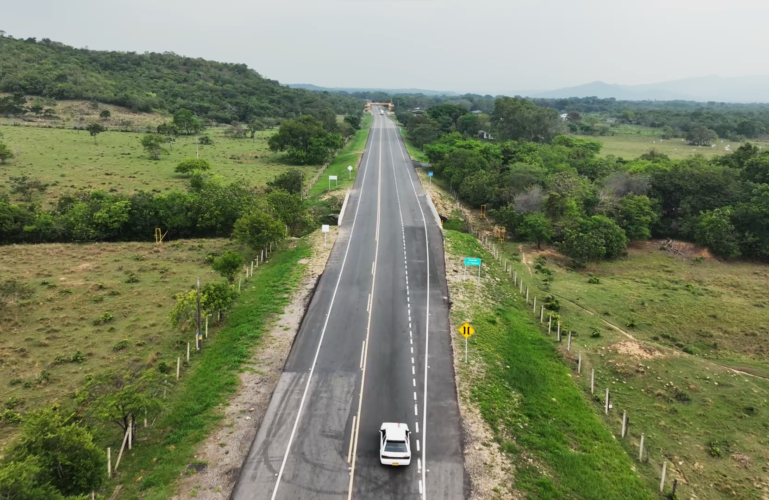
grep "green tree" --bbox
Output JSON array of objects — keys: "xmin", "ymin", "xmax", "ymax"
[
  {"xmin": 247, "ymin": 119, "xmax": 266, "ymax": 138},
  {"xmin": 99, "ymin": 109, "xmax": 111, "ymax": 119},
  {"xmin": 615, "ymin": 194, "xmax": 658, "ymax": 240},
  {"xmin": 695, "ymin": 208, "xmax": 741, "ymax": 258},
  {"xmin": 267, "ymin": 190, "xmax": 310, "ymax": 234},
  {"xmin": 169, "ymin": 281, "xmax": 237, "ymax": 330},
  {"xmin": 267, "ymin": 169, "xmax": 304, "ymax": 195},
  {"xmin": 686, "ymin": 126, "xmax": 718, "ymax": 146},
  {"xmin": 9, "ymin": 176, "xmax": 47, "ymax": 202},
  {"xmin": 736, "ymin": 119, "xmax": 764, "ymax": 138},
  {"xmin": 560, "ymin": 216, "xmax": 628, "ymax": 263},
  {"xmin": 175, "ymin": 158, "xmax": 211, "ymax": 175},
  {"xmin": 172, "ymin": 109, "xmax": 203, "ymax": 135},
  {"xmin": 459, "ymin": 170, "xmax": 495, "ymax": 207},
  {"xmin": 0, "ymin": 143, "xmax": 13, "ymax": 164},
  {"xmin": 0, "ymin": 456, "xmax": 64, "ymax": 500},
  {"xmin": 211, "ymin": 251, "xmax": 244, "ymax": 282},
  {"xmin": 268, "ymin": 116, "xmax": 343, "ymax": 165},
  {"xmin": 233, "ymin": 210, "xmax": 285, "ymax": 251},
  {"xmin": 5, "ymin": 407, "xmax": 105, "ymax": 496},
  {"xmin": 343, "ymin": 115, "xmax": 361, "ymax": 130},
  {"xmin": 85, "ymin": 123, "xmax": 105, "ymax": 144},
  {"xmin": 140, "ymin": 134, "xmax": 169, "ymax": 160},
  {"xmin": 490, "ymin": 96, "xmax": 562, "ymax": 142},
  {"xmin": 519, "ymin": 213, "xmax": 554, "ymax": 249}
]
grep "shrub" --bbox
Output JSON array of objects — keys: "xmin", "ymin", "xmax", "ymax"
[
  {"xmin": 211, "ymin": 251, "xmax": 244, "ymax": 282},
  {"xmin": 0, "ymin": 409, "xmax": 22, "ymax": 424},
  {"xmin": 92, "ymin": 313, "xmax": 113, "ymax": 326},
  {"xmin": 590, "ymin": 327, "xmax": 602, "ymax": 338},
  {"xmin": 198, "ymin": 135, "xmax": 214, "ymax": 145},
  {"xmin": 626, "ymin": 319, "xmax": 637, "ymax": 328},
  {"xmin": 112, "ymin": 340, "xmax": 129, "ymax": 351},
  {"xmin": 543, "ymin": 295, "xmax": 560, "ymax": 311},
  {"xmin": 124, "ymin": 273, "xmax": 139, "ymax": 283},
  {"xmin": 175, "ymin": 158, "xmax": 211, "ymax": 175},
  {"xmin": 588, "ymin": 275, "xmax": 601, "ymax": 284},
  {"xmin": 70, "ymin": 351, "xmax": 85, "ymax": 363},
  {"xmin": 5, "ymin": 396, "xmax": 23, "ymax": 410},
  {"xmin": 157, "ymin": 360, "xmax": 170, "ymax": 374}
]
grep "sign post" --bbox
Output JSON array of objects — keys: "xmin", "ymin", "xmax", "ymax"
[
  {"xmin": 328, "ymin": 175, "xmax": 338, "ymax": 192},
  {"xmin": 428, "ymin": 171, "xmax": 433, "ymax": 184},
  {"xmin": 458, "ymin": 322, "xmax": 475, "ymax": 363},
  {"xmin": 322, "ymin": 224, "xmax": 330, "ymax": 247},
  {"xmin": 464, "ymin": 257, "xmax": 482, "ymax": 283},
  {"xmin": 348, "ymin": 165, "xmax": 353, "ymax": 179}
]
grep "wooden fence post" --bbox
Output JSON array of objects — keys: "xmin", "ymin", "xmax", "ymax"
[
  {"xmin": 107, "ymin": 447, "xmax": 111, "ymax": 478},
  {"xmin": 176, "ymin": 357, "xmax": 180, "ymax": 379},
  {"xmin": 605, "ymin": 388, "xmax": 610, "ymax": 414},
  {"xmin": 660, "ymin": 461, "xmax": 667, "ymax": 493},
  {"xmin": 591, "ymin": 369, "xmax": 595, "ymax": 394},
  {"xmin": 639, "ymin": 433, "xmax": 645, "ymax": 460}
]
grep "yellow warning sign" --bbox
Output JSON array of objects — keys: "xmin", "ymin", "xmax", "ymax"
[{"xmin": 458, "ymin": 322, "xmax": 475, "ymax": 339}]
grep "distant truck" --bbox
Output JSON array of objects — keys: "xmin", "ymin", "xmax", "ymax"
[
  {"xmin": 379, "ymin": 422, "xmax": 411, "ymax": 466},
  {"xmin": 380, "ymin": 109, "xmax": 384, "ymax": 115}
]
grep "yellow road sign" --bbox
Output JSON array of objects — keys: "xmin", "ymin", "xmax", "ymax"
[{"xmin": 458, "ymin": 322, "xmax": 475, "ymax": 339}]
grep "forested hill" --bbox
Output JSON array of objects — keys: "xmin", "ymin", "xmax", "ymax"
[{"xmin": 0, "ymin": 34, "xmax": 362, "ymax": 123}]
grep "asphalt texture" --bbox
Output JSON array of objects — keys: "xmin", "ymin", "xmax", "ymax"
[{"xmin": 231, "ymin": 109, "xmax": 466, "ymax": 500}]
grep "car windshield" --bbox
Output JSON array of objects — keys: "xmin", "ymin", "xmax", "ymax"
[{"xmin": 384, "ymin": 440, "xmax": 408, "ymax": 453}]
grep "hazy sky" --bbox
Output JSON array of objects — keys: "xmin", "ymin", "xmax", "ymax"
[{"xmin": 4, "ymin": 0, "xmax": 769, "ymax": 93}]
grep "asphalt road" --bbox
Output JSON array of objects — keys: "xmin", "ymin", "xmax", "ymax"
[{"xmin": 231, "ymin": 108, "xmax": 466, "ymax": 500}]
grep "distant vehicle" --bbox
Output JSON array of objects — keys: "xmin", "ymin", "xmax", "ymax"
[
  {"xmin": 379, "ymin": 422, "xmax": 411, "ymax": 466},
  {"xmin": 380, "ymin": 109, "xmax": 384, "ymax": 115}
]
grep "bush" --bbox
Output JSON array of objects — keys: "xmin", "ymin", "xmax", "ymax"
[
  {"xmin": 198, "ymin": 135, "xmax": 214, "ymax": 145},
  {"xmin": 92, "ymin": 313, "xmax": 113, "ymax": 325},
  {"xmin": 590, "ymin": 327, "xmax": 602, "ymax": 338},
  {"xmin": 588, "ymin": 275, "xmax": 601, "ymax": 284},
  {"xmin": 560, "ymin": 216, "xmax": 628, "ymax": 263},
  {"xmin": 211, "ymin": 251, "xmax": 244, "ymax": 282},
  {"xmin": 112, "ymin": 339, "xmax": 129, "ymax": 351},
  {"xmin": 543, "ymin": 294, "xmax": 561, "ymax": 311},
  {"xmin": 175, "ymin": 158, "xmax": 211, "ymax": 175},
  {"xmin": 70, "ymin": 351, "xmax": 85, "ymax": 363},
  {"xmin": 0, "ymin": 409, "xmax": 22, "ymax": 424},
  {"xmin": 124, "ymin": 273, "xmax": 139, "ymax": 283},
  {"xmin": 5, "ymin": 396, "xmax": 22, "ymax": 410}
]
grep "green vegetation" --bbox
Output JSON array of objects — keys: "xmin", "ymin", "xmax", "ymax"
[
  {"xmin": 445, "ymin": 230, "xmax": 653, "ymax": 499},
  {"xmin": 112, "ymin": 240, "xmax": 310, "ymax": 499},
  {"xmin": 0, "ymin": 124, "xmax": 308, "ymax": 205},
  {"xmin": 0, "ymin": 34, "xmax": 361, "ymax": 122}
]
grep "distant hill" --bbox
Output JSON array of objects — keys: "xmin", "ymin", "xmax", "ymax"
[
  {"xmin": 289, "ymin": 84, "xmax": 458, "ymax": 97},
  {"xmin": 512, "ymin": 75, "xmax": 769, "ymax": 103},
  {"xmin": 0, "ymin": 34, "xmax": 362, "ymax": 123}
]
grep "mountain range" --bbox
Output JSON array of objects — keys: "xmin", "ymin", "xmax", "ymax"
[{"xmin": 510, "ymin": 75, "xmax": 769, "ymax": 103}]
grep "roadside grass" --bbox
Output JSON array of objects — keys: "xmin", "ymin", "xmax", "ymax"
[
  {"xmin": 0, "ymin": 98, "xmax": 167, "ymax": 130},
  {"xmin": 445, "ymin": 230, "xmax": 654, "ymax": 499},
  {"xmin": 493, "ymin": 240, "xmax": 769, "ymax": 499},
  {"xmin": 306, "ymin": 114, "xmax": 373, "ymax": 220},
  {"xmin": 0, "ymin": 124, "xmax": 317, "ymax": 206},
  {"xmin": 395, "ymin": 123, "xmax": 428, "ymax": 163},
  {"xmin": 0, "ymin": 239, "xmax": 248, "ymax": 451},
  {"xmin": 591, "ymin": 127, "xmax": 769, "ymax": 160},
  {"xmin": 111, "ymin": 240, "xmax": 310, "ymax": 499}
]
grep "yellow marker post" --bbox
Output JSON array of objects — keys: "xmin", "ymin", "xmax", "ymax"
[
  {"xmin": 458, "ymin": 322, "xmax": 475, "ymax": 363},
  {"xmin": 480, "ymin": 205, "xmax": 487, "ymax": 219}
]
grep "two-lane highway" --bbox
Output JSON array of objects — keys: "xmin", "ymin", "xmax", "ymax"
[{"xmin": 231, "ymin": 108, "xmax": 466, "ymax": 500}]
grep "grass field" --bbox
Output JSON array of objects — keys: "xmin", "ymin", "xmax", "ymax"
[
  {"xmin": 592, "ymin": 126, "xmax": 769, "ymax": 160},
  {"xmin": 0, "ymin": 238, "xmax": 257, "ymax": 451},
  {"xmin": 0, "ymin": 123, "xmax": 321, "ymax": 206},
  {"xmin": 487, "ymin": 241, "xmax": 769, "ymax": 499},
  {"xmin": 445, "ymin": 231, "xmax": 654, "ymax": 499},
  {"xmin": 396, "ymin": 123, "xmax": 429, "ymax": 163}
]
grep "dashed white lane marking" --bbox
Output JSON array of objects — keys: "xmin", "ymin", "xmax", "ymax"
[
  {"xmin": 413, "ymin": 378, "xmax": 416, "ymax": 386},
  {"xmin": 359, "ymin": 341, "xmax": 365, "ymax": 370},
  {"xmin": 416, "ymin": 422, "xmax": 419, "ymax": 433},
  {"xmin": 414, "ymin": 404, "xmax": 418, "ymax": 415},
  {"xmin": 412, "ymin": 366, "xmax": 415, "ymax": 374},
  {"xmin": 417, "ymin": 439, "xmax": 420, "ymax": 452},
  {"xmin": 413, "ymin": 391, "xmax": 417, "ymax": 400}
]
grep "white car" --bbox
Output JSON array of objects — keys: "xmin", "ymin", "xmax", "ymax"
[{"xmin": 379, "ymin": 422, "xmax": 411, "ymax": 466}]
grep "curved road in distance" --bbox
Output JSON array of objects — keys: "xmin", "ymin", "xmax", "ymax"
[{"xmin": 231, "ymin": 108, "xmax": 466, "ymax": 500}]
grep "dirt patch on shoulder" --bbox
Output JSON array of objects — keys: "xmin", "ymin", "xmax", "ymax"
[
  {"xmin": 647, "ymin": 239, "xmax": 716, "ymax": 261},
  {"xmin": 172, "ymin": 229, "xmax": 337, "ymax": 500},
  {"xmin": 609, "ymin": 341, "xmax": 663, "ymax": 360}
]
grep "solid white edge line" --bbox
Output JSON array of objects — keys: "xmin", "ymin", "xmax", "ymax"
[
  {"xmin": 346, "ymin": 110, "xmax": 385, "ymax": 500},
  {"xmin": 269, "ymin": 110, "xmax": 377, "ymax": 500},
  {"xmin": 347, "ymin": 415, "xmax": 356, "ymax": 463},
  {"xmin": 389, "ymin": 116, "xmax": 432, "ymax": 500}
]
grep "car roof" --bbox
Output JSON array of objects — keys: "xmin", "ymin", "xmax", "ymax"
[{"xmin": 380, "ymin": 422, "xmax": 409, "ymax": 440}]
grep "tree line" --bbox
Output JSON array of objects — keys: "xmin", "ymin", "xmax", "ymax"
[
  {"xmin": 0, "ymin": 33, "xmax": 362, "ymax": 124},
  {"xmin": 399, "ymin": 96, "xmax": 769, "ymax": 262}
]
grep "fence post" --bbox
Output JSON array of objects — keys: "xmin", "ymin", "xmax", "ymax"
[
  {"xmin": 557, "ymin": 323, "xmax": 561, "ymax": 341},
  {"xmin": 540, "ymin": 306, "xmax": 544, "ymax": 323},
  {"xmin": 548, "ymin": 316, "xmax": 552, "ymax": 334},
  {"xmin": 567, "ymin": 332, "xmax": 572, "ymax": 351},
  {"xmin": 660, "ymin": 461, "xmax": 667, "ymax": 493},
  {"xmin": 187, "ymin": 343, "xmax": 190, "ymax": 362},
  {"xmin": 591, "ymin": 369, "xmax": 595, "ymax": 394},
  {"xmin": 107, "ymin": 447, "xmax": 111, "ymax": 478},
  {"xmin": 533, "ymin": 296, "xmax": 536, "ymax": 313},
  {"xmin": 639, "ymin": 433, "xmax": 645, "ymax": 460},
  {"xmin": 605, "ymin": 388, "xmax": 610, "ymax": 414},
  {"xmin": 578, "ymin": 352, "xmax": 581, "ymax": 373},
  {"xmin": 176, "ymin": 357, "xmax": 180, "ymax": 379},
  {"xmin": 621, "ymin": 411, "xmax": 627, "ymax": 437}
]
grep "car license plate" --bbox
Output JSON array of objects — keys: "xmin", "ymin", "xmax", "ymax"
[{"xmin": 392, "ymin": 463, "xmax": 399, "ymax": 466}]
